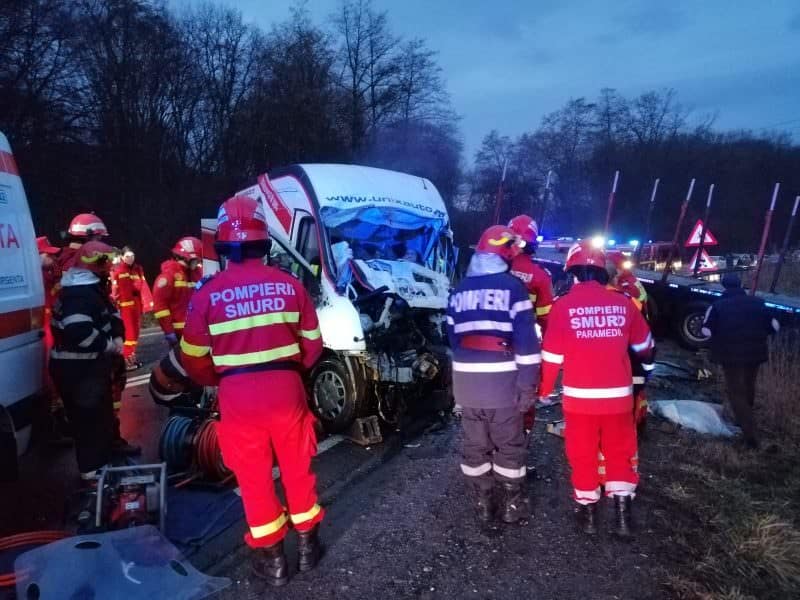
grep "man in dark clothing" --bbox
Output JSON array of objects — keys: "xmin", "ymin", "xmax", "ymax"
[
  {"xmin": 702, "ymin": 273, "xmax": 779, "ymax": 448},
  {"xmin": 50, "ymin": 241, "xmax": 126, "ymax": 482}
]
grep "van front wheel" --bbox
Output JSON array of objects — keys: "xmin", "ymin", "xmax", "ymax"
[{"xmin": 309, "ymin": 358, "xmax": 365, "ymax": 433}]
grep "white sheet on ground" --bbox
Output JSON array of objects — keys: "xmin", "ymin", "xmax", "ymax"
[{"xmin": 649, "ymin": 400, "xmax": 741, "ymax": 437}]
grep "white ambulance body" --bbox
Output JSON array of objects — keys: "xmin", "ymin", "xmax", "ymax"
[
  {"xmin": 0, "ymin": 132, "xmax": 44, "ymax": 468},
  {"xmin": 202, "ymin": 164, "xmax": 455, "ymax": 432}
]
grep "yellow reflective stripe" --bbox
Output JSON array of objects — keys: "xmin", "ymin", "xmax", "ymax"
[
  {"xmin": 290, "ymin": 503, "xmax": 322, "ymax": 525},
  {"xmin": 113, "ymin": 402, "xmax": 122, "ymax": 410},
  {"xmin": 154, "ymin": 309, "xmax": 171, "ymax": 319},
  {"xmin": 117, "ymin": 273, "xmax": 131, "ymax": 279},
  {"xmin": 536, "ymin": 304, "xmax": 552, "ymax": 316},
  {"xmin": 131, "ymin": 275, "xmax": 141, "ymax": 280},
  {"xmin": 300, "ymin": 327, "xmax": 321, "ymax": 341},
  {"xmin": 174, "ymin": 281, "xmax": 195, "ymax": 288},
  {"xmin": 119, "ymin": 301, "xmax": 135, "ymax": 307},
  {"xmin": 123, "ymin": 341, "xmax": 137, "ymax": 346},
  {"xmin": 213, "ymin": 343, "xmax": 300, "ymax": 367},
  {"xmin": 180, "ymin": 338, "xmax": 210, "ymax": 357},
  {"xmin": 209, "ymin": 312, "xmax": 300, "ymax": 336},
  {"xmin": 250, "ymin": 513, "xmax": 289, "ymax": 539},
  {"xmin": 528, "ymin": 293, "xmax": 537, "ymax": 302},
  {"xmin": 173, "ymin": 322, "xmax": 185, "ymax": 330}
]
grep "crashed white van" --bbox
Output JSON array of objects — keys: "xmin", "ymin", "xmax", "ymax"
[
  {"xmin": 202, "ymin": 164, "xmax": 455, "ymax": 432},
  {"xmin": 0, "ymin": 131, "xmax": 44, "ymax": 474}
]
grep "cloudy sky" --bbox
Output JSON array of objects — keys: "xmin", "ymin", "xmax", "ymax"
[{"xmin": 175, "ymin": 0, "xmax": 800, "ymax": 160}]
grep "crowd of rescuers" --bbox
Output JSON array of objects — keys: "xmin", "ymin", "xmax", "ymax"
[
  {"xmin": 33, "ymin": 203, "xmax": 773, "ymax": 587},
  {"xmin": 36, "ymin": 212, "xmax": 204, "ymax": 512}
]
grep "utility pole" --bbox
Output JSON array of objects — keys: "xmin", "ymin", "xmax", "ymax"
[
  {"xmin": 751, "ymin": 183, "xmax": 780, "ymax": 295},
  {"xmin": 537, "ymin": 169, "xmax": 553, "ymax": 233},
  {"xmin": 636, "ymin": 178, "xmax": 659, "ymax": 263},
  {"xmin": 661, "ymin": 178, "xmax": 695, "ymax": 283},
  {"xmin": 492, "ymin": 158, "xmax": 508, "ymax": 225},
  {"xmin": 603, "ymin": 170, "xmax": 620, "ymax": 237},
  {"xmin": 770, "ymin": 195, "xmax": 800, "ymax": 293}
]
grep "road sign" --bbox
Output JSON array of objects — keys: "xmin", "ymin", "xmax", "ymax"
[
  {"xmin": 685, "ymin": 219, "xmax": 718, "ymax": 247},
  {"xmin": 688, "ymin": 249, "xmax": 717, "ymax": 272}
]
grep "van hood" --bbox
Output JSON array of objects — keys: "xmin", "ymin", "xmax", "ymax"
[
  {"xmin": 61, "ymin": 268, "xmax": 101, "ymax": 287},
  {"xmin": 351, "ymin": 259, "xmax": 449, "ymax": 310}
]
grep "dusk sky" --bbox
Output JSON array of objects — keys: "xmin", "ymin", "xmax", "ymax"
[{"xmin": 176, "ymin": 0, "xmax": 800, "ymax": 160}]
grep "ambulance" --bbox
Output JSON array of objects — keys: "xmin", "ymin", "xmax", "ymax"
[
  {"xmin": 0, "ymin": 132, "xmax": 44, "ymax": 473},
  {"xmin": 202, "ymin": 164, "xmax": 455, "ymax": 432}
]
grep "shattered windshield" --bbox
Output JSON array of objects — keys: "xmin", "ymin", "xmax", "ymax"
[{"xmin": 320, "ymin": 205, "xmax": 451, "ymax": 275}]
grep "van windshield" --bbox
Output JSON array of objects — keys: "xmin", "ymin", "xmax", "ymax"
[{"xmin": 320, "ymin": 206, "xmax": 451, "ymax": 275}]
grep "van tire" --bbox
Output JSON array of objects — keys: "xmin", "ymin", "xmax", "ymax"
[
  {"xmin": 673, "ymin": 301, "xmax": 711, "ymax": 350},
  {"xmin": 309, "ymin": 357, "xmax": 367, "ymax": 433}
]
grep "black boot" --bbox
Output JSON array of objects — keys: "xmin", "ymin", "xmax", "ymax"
[
  {"xmin": 576, "ymin": 503, "xmax": 598, "ymax": 535},
  {"xmin": 499, "ymin": 482, "xmax": 530, "ymax": 524},
  {"xmin": 613, "ymin": 495, "xmax": 634, "ymax": 539},
  {"xmin": 476, "ymin": 488, "xmax": 494, "ymax": 522},
  {"xmin": 297, "ymin": 525, "xmax": 322, "ymax": 572},
  {"xmin": 251, "ymin": 541, "xmax": 289, "ymax": 586}
]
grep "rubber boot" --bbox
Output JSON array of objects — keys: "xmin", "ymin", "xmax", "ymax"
[
  {"xmin": 476, "ymin": 488, "xmax": 494, "ymax": 522},
  {"xmin": 499, "ymin": 482, "xmax": 530, "ymax": 524},
  {"xmin": 613, "ymin": 495, "xmax": 634, "ymax": 539},
  {"xmin": 251, "ymin": 541, "xmax": 289, "ymax": 586},
  {"xmin": 576, "ymin": 502, "xmax": 598, "ymax": 535},
  {"xmin": 297, "ymin": 525, "xmax": 322, "ymax": 572}
]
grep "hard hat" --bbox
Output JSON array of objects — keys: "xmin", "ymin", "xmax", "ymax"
[
  {"xmin": 216, "ymin": 195, "xmax": 269, "ymax": 243},
  {"xmin": 36, "ymin": 236, "xmax": 60, "ymax": 255},
  {"xmin": 565, "ymin": 240, "xmax": 606, "ymax": 271},
  {"xmin": 77, "ymin": 241, "xmax": 116, "ymax": 274},
  {"xmin": 172, "ymin": 236, "xmax": 202, "ymax": 261},
  {"xmin": 68, "ymin": 213, "xmax": 109, "ymax": 238},
  {"xmin": 475, "ymin": 225, "xmax": 519, "ymax": 261},
  {"xmin": 507, "ymin": 215, "xmax": 539, "ymax": 244}
]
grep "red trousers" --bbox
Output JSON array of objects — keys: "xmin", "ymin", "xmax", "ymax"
[
  {"xmin": 216, "ymin": 370, "xmax": 323, "ymax": 548},
  {"xmin": 120, "ymin": 300, "xmax": 142, "ymax": 359},
  {"xmin": 564, "ymin": 411, "xmax": 638, "ymax": 504}
]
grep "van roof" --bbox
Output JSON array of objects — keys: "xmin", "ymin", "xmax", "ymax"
[{"xmin": 296, "ymin": 164, "xmax": 448, "ymax": 223}]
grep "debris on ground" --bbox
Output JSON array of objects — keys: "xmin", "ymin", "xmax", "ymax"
[{"xmin": 649, "ymin": 400, "xmax": 741, "ymax": 437}]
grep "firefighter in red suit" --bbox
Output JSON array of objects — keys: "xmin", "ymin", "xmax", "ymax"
[
  {"xmin": 153, "ymin": 237, "xmax": 202, "ymax": 347},
  {"xmin": 507, "ymin": 215, "xmax": 553, "ymax": 431},
  {"xmin": 539, "ymin": 240, "xmax": 654, "ymax": 538},
  {"xmin": 508, "ymin": 215, "xmax": 554, "ymax": 333},
  {"xmin": 111, "ymin": 247, "xmax": 146, "ymax": 370},
  {"xmin": 180, "ymin": 196, "xmax": 324, "ymax": 586}
]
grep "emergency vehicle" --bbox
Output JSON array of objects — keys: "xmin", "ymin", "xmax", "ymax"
[
  {"xmin": 202, "ymin": 164, "xmax": 455, "ymax": 432},
  {"xmin": 0, "ymin": 131, "xmax": 44, "ymax": 470}
]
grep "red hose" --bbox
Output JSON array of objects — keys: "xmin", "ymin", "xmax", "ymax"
[
  {"xmin": 0, "ymin": 530, "xmax": 71, "ymax": 588},
  {"xmin": 195, "ymin": 419, "xmax": 231, "ymax": 482}
]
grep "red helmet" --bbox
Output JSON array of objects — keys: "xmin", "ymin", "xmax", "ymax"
[
  {"xmin": 507, "ymin": 215, "xmax": 539, "ymax": 244},
  {"xmin": 476, "ymin": 225, "xmax": 519, "ymax": 261},
  {"xmin": 216, "ymin": 195, "xmax": 269, "ymax": 243},
  {"xmin": 172, "ymin": 237, "xmax": 202, "ymax": 261},
  {"xmin": 565, "ymin": 240, "xmax": 606, "ymax": 270},
  {"xmin": 606, "ymin": 251, "xmax": 634, "ymax": 271},
  {"xmin": 68, "ymin": 213, "xmax": 108, "ymax": 238},
  {"xmin": 77, "ymin": 241, "xmax": 116, "ymax": 274}
]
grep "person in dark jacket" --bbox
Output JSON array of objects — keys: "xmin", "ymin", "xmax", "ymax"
[
  {"xmin": 447, "ymin": 225, "xmax": 540, "ymax": 524},
  {"xmin": 701, "ymin": 273, "xmax": 779, "ymax": 448},
  {"xmin": 50, "ymin": 241, "xmax": 126, "ymax": 482}
]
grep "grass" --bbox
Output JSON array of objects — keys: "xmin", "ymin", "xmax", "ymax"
[
  {"xmin": 742, "ymin": 260, "xmax": 800, "ymax": 296},
  {"xmin": 655, "ymin": 333, "xmax": 800, "ymax": 600}
]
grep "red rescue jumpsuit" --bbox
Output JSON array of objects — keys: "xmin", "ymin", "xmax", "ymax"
[
  {"xmin": 540, "ymin": 281, "xmax": 654, "ymax": 504},
  {"xmin": 111, "ymin": 262, "xmax": 146, "ymax": 359},
  {"xmin": 152, "ymin": 259, "xmax": 197, "ymax": 339},
  {"xmin": 180, "ymin": 258, "xmax": 324, "ymax": 548}
]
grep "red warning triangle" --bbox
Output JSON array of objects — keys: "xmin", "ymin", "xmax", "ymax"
[
  {"xmin": 685, "ymin": 220, "xmax": 718, "ymax": 247},
  {"xmin": 688, "ymin": 249, "xmax": 717, "ymax": 272}
]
